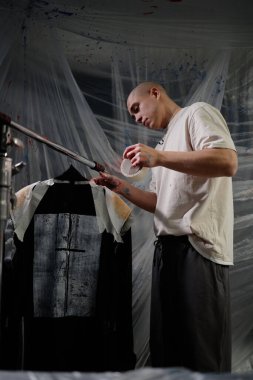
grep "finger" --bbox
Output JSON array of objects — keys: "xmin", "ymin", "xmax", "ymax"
[
  {"xmin": 130, "ymin": 151, "xmax": 141, "ymax": 165},
  {"xmin": 123, "ymin": 144, "xmax": 137, "ymax": 159},
  {"xmin": 130, "ymin": 155, "xmax": 138, "ymax": 167},
  {"xmin": 99, "ymin": 171, "xmax": 111, "ymax": 179},
  {"xmin": 99, "ymin": 172, "xmax": 118, "ymax": 185},
  {"xmin": 126, "ymin": 148, "xmax": 140, "ymax": 161},
  {"xmin": 92, "ymin": 178, "xmax": 102, "ymax": 185}
]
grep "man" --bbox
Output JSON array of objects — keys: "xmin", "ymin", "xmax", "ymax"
[{"xmin": 93, "ymin": 82, "xmax": 238, "ymax": 372}]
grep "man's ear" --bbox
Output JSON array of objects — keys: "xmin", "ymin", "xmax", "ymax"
[{"xmin": 150, "ymin": 87, "xmax": 160, "ymax": 99}]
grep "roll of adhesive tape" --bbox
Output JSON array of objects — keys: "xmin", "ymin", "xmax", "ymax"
[{"xmin": 120, "ymin": 158, "xmax": 142, "ymax": 177}]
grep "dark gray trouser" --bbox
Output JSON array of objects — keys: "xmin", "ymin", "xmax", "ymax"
[{"xmin": 150, "ymin": 235, "xmax": 231, "ymax": 373}]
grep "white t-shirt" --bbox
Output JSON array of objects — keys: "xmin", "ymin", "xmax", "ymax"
[{"xmin": 150, "ymin": 102, "xmax": 236, "ymax": 265}]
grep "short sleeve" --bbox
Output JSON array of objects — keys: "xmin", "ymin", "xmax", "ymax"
[{"xmin": 189, "ymin": 104, "xmax": 236, "ymax": 152}]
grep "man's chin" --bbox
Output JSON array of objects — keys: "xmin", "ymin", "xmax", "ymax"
[{"xmin": 149, "ymin": 123, "xmax": 164, "ymax": 130}]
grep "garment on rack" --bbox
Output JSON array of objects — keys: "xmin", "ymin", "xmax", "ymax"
[{"xmin": 2, "ymin": 166, "xmax": 136, "ymax": 372}]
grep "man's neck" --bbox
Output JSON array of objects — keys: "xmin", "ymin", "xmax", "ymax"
[{"xmin": 169, "ymin": 105, "xmax": 182, "ymax": 121}]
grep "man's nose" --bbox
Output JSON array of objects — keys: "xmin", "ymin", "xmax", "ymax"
[{"xmin": 136, "ymin": 114, "xmax": 143, "ymax": 124}]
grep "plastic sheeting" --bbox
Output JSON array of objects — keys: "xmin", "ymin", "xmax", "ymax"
[
  {"xmin": 0, "ymin": 0, "xmax": 253, "ymax": 374},
  {"xmin": 0, "ymin": 368, "xmax": 252, "ymax": 380}
]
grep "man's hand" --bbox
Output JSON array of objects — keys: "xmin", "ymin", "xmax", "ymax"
[
  {"xmin": 123, "ymin": 143, "xmax": 159, "ymax": 168},
  {"xmin": 92, "ymin": 171, "xmax": 157, "ymax": 213},
  {"xmin": 124, "ymin": 144, "xmax": 238, "ymax": 178},
  {"xmin": 92, "ymin": 172, "xmax": 123, "ymax": 193}
]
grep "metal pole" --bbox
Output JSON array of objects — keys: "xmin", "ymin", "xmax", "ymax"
[{"xmin": 0, "ymin": 112, "xmax": 105, "ymax": 173}]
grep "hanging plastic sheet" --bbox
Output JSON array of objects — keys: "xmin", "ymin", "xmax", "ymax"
[{"xmin": 0, "ymin": 0, "xmax": 253, "ymax": 374}]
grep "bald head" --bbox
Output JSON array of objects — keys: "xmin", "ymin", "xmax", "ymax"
[
  {"xmin": 127, "ymin": 81, "xmax": 180, "ymax": 129},
  {"xmin": 127, "ymin": 82, "xmax": 166, "ymax": 106}
]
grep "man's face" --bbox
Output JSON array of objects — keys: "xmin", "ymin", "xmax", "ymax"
[{"xmin": 127, "ymin": 89, "xmax": 165, "ymax": 130}]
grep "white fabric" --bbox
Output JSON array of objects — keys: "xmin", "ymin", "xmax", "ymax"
[
  {"xmin": 150, "ymin": 102, "xmax": 236, "ymax": 265},
  {"xmin": 90, "ymin": 182, "xmax": 132, "ymax": 242},
  {"xmin": 12, "ymin": 180, "xmax": 132, "ymax": 243},
  {"xmin": 13, "ymin": 180, "xmax": 54, "ymax": 241}
]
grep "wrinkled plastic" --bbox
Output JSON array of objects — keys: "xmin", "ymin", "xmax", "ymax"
[{"xmin": 0, "ymin": 1, "xmax": 252, "ymax": 374}]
